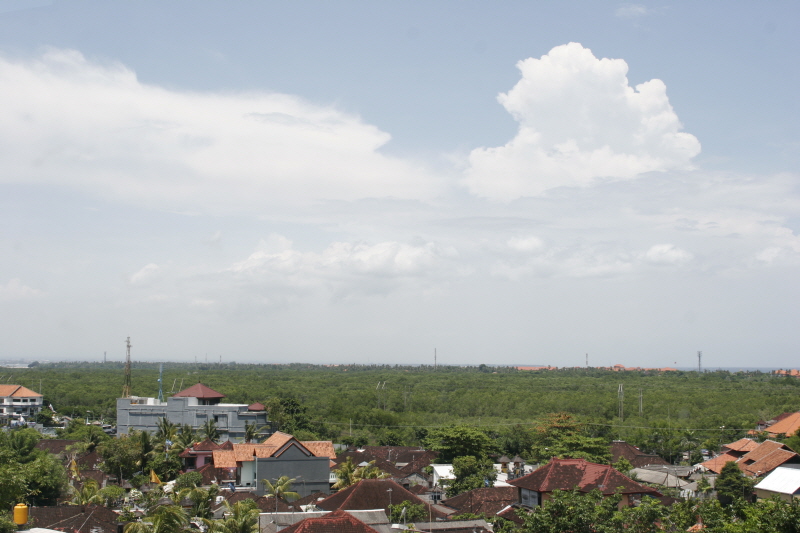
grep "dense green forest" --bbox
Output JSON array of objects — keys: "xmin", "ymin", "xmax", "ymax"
[{"xmin": 12, "ymin": 362, "xmax": 800, "ymax": 461}]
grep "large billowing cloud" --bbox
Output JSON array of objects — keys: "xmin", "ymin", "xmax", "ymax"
[
  {"xmin": 0, "ymin": 49, "xmax": 441, "ymax": 213},
  {"xmin": 464, "ymin": 43, "xmax": 701, "ymax": 200}
]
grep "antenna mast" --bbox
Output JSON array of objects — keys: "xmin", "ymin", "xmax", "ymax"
[
  {"xmin": 157, "ymin": 363, "xmax": 164, "ymax": 402},
  {"xmin": 122, "ymin": 337, "xmax": 132, "ymax": 398},
  {"xmin": 698, "ymin": 350, "xmax": 702, "ymax": 373}
]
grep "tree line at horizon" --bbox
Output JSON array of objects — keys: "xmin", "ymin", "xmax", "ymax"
[{"xmin": 13, "ymin": 361, "xmax": 800, "ymax": 463}]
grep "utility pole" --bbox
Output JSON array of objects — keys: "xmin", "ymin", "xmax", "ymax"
[
  {"xmin": 434, "ymin": 348, "xmax": 437, "ymax": 370},
  {"xmin": 122, "ymin": 337, "xmax": 132, "ymax": 398},
  {"xmin": 639, "ymin": 388, "xmax": 643, "ymax": 416},
  {"xmin": 586, "ymin": 353, "xmax": 588, "ymax": 368},
  {"xmin": 698, "ymin": 351, "xmax": 702, "ymax": 373},
  {"xmin": 618, "ymin": 384, "xmax": 624, "ymax": 422}
]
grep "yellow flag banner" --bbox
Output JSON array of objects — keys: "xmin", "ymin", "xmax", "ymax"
[{"xmin": 150, "ymin": 469, "xmax": 162, "ymax": 484}]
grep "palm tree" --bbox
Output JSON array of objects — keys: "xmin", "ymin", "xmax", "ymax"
[
  {"xmin": 261, "ymin": 476, "xmax": 300, "ymax": 511},
  {"xmin": 201, "ymin": 419, "xmax": 220, "ymax": 443},
  {"xmin": 204, "ymin": 500, "xmax": 259, "ymax": 533},
  {"xmin": 124, "ymin": 504, "xmax": 190, "ymax": 533},
  {"xmin": 332, "ymin": 457, "xmax": 357, "ymax": 490},
  {"xmin": 70, "ymin": 479, "xmax": 102, "ymax": 505},
  {"xmin": 155, "ymin": 418, "xmax": 178, "ymax": 445},
  {"xmin": 354, "ymin": 460, "xmax": 391, "ymax": 481},
  {"xmin": 243, "ymin": 422, "xmax": 265, "ymax": 443},
  {"xmin": 173, "ymin": 424, "xmax": 197, "ymax": 451}
]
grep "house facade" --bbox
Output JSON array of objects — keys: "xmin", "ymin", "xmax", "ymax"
[
  {"xmin": 0, "ymin": 384, "xmax": 43, "ymax": 422},
  {"xmin": 116, "ymin": 383, "xmax": 269, "ymax": 442},
  {"xmin": 210, "ymin": 431, "xmax": 335, "ymax": 497}
]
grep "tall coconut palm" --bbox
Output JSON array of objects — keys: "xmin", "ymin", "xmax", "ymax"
[
  {"xmin": 155, "ymin": 418, "xmax": 178, "ymax": 445},
  {"xmin": 204, "ymin": 500, "xmax": 259, "ymax": 533},
  {"xmin": 201, "ymin": 419, "xmax": 220, "ymax": 443},
  {"xmin": 332, "ymin": 457, "xmax": 357, "ymax": 490},
  {"xmin": 243, "ymin": 422, "xmax": 265, "ymax": 443},
  {"xmin": 173, "ymin": 425, "xmax": 197, "ymax": 451},
  {"xmin": 261, "ymin": 476, "xmax": 300, "ymax": 511},
  {"xmin": 124, "ymin": 504, "xmax": 189, "ymax": 533},
  {"xmin": 70, "ymin": 479, "xmax": 102, "ymax": 505},
  {"xmin": 354, "ymin": 460, "xmax": 391, "ymax": 481}
]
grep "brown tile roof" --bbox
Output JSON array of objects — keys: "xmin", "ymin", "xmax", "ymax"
[
  {"xmin": 764, "ymin": 412, "xmax": 800, "ymax": 437},
  {"xmin": 192, "ymin": 438, "xmax": 223, "ymax": 451},
  {"xmin": 173, "ymin": 383, "xmax": 225, "ymax": 399},
  {"xmin": 0, "ymin": 384, "xmax": 42, "ymax": 398},
  {"xmin": 291, "ymin": 492, "xmax": 331, "ymax": 508},
  {"xmin": 736, "ymin": 440, "xmax": 799, "ymax": 476},
  {"xmin": 248, "ymin": 402, "xmax": 265, "ymax": 411},
  {"xmin": 197, "ymin": 462, "xmax": 230, "ymax": 485},
  {"xmin": 441, "ymin": 487, "xmax": 518, "ymax": 516},
  {"xmin": 280, "ymin": 510, "xmax": 381, "ymax": 533},
  {"xmin": 219, "ymin": 440, "xmax": 235, "ymax": 450},
  {"xmin": 610, "ymin": 441, "xmax": 670, "ymax": 468},
  {"xmin": 317, "ymin": 479, "xmax": 447, "ymax": 519},
  {"xmin": 700, "ymin": 452, "xmax": 739, "ymax": 474},
  {"xmin": 507, "ymin": 458, "xmax": 661, "ymax": 496},
  {"xmin": 35, "ymin": 439, "xmax": 79, "ymax": 455},
  {"xmin": 495, "ymin": 505, "xmax": 525, "ymax": 525},
  {"xmin": 29, "ymin": 505, "xmax": 119, "ymax": 533}
]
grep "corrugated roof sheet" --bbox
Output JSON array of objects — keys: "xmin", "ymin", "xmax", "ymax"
[{"xmin": 755, "ymin": 466, "xmax": 800, "ymax": 494}]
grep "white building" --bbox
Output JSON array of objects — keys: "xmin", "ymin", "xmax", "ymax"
[{"xmin": 0, "ymin": 384, "xmax": 43, "ymax": 422}]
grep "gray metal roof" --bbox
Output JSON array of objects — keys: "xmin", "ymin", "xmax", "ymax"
[{"xmin": 755, "ymin": 466, "xmax": 800, "ymax": 495}]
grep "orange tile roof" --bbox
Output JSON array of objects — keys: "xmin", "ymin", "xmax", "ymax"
[
  {"xmin": 302, "ymin": 441, "xmax": 336, "ymax": 460},
  {"xmin": 764, "ymin": 412, "xmax": 800, "ymax": 437},
  {"xmin": 263, "ymin": 431, "xmax": 295, "ymax": 447},
  {"xmin": 212, "ymin": 450, "xmax": 238, "ymax": 469},
  {"xmin": 700, "ymin": 453, "xmax": 739, "ymax": 474},
  {"xmin": 0, "ymin": 384, "xmax": 42, "ymax": 398},
  {"xmin": 723, "ymin": 438, "xmax": 759, "ymax": 454}
]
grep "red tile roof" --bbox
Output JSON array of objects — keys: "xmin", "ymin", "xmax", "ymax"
[
  {"xmin": 29, "ymin": 505, "xmax": 118, "ymax": 533},
  {"xmin": 508, "ymin": 458, "xmax": 660, "ymax": 496},
  {"xmin": 736, "ymin": 440, "xmax": 799, "ymax": 476},
  {"xmin": 442, "ymin": 487, "xmax": 518, "ymax": 516},
  {"xmin": 263, "ymin": 431, "xmax": 295, "ymax": 447},
  {"xmin": 610, "ymin": 441, "xmax": 669, "ymax": 468},
  {"xmin": 248, "ymin": 402, "xmax": 265, "ymax": 411},
  {"xmin": 280, "ymin": 510, "xmax": 381, "ymax": 533},
  {"xmin": 173, "ymin": 383, "xmax": 225, "ymax": 399},
  {"xmin": 193, "ymin": 438, "xmax": 224, "ymax": 451}
]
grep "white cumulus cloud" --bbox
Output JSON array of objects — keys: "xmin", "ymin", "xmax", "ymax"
[
  {"xmin": 129, "ymin": 263, "xmax": 161, "ymax": 285},
  {"xmin": 227, "ymin": 235, "xmax": 458, "ymax": 298},
  {"xmin": 0, "ymin": 278, "xmax": 43, "ymax": 300},
  {"xmin": 464, "ymin": 43, "xmax": 701, "ymax": 200},
  {"xmin": 644, "ymin": 243, "xmax": 693, "ymax": 265},
  {"xmin": 0, "ymin": 49, "xmax": 442, "ymax": 214}
]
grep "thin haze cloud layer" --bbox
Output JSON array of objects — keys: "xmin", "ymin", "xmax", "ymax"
[{"xmin": 1, "ymin": 10, "xmax": 799, "ymax": 367}]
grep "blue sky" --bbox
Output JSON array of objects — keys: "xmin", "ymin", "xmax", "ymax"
[{"xmin": 1, "ymin": 2, "xmax": 799, "ymax": 368}]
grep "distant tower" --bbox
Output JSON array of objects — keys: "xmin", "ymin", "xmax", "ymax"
[
  {"xmin": 586, "ymin": 353, "xmax": 588, "ymax": 368},
  {"xmin": 104, "ymin": 351, "xmax": 106, "ymax": 364},
  {"xmin": 157, "ymin": 363, "xmax": 164, "ymax": 402},
  {"xmin": 618, "ymin": 384, "xmax": 624, "ymax": 422},
  {"xmin": 434, "ymin": 348, "xmax": 437, "ymax": 370},
  {"xmin": 698, "ymin": 350, "xmax": 702, "ymax": 373},
  {"xmin": 122, "ymin": 337, "xmax": 132, "ymax": 398}
]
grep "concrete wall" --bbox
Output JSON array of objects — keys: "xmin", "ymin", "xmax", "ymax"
[{"xmin": 254, "ymin": 449, "xmax": 331, "ymax": 498}]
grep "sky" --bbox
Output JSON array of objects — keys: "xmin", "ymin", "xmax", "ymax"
[{"xmin": 0, "ymin": 2, "xmax": 799, "ymax": 368}]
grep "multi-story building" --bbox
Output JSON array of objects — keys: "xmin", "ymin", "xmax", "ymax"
[
  {"xmin": 116, "ymin": 382, "xmax": 269, "ymax": 442},
  {"xmin": 0, "ymin": 384, "xmax": 43, "ymax": 422}
]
